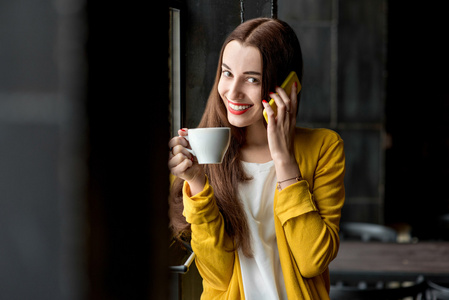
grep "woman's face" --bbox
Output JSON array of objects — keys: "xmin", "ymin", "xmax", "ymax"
[{"xmin": 218, "ymin": 40, "xmax": 264, "ymax": 128}]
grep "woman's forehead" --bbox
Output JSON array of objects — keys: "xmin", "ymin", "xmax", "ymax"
[{"xmin": 222, "ymin": 41, "xmax": 262, "ymax": 73}]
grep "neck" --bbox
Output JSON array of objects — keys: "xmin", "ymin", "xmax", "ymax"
[
  {"xmin": 245, "ymin": 120, "xmax": 268, "ymax": 146},
  {"xmin": 240, "ymin": 119, "xmax": 271, "ymax": 163}
]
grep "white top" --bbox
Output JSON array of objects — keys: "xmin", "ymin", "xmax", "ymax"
[{"xmin": 237, "ymin": 161, "xmax": 288, "ymax": 300}]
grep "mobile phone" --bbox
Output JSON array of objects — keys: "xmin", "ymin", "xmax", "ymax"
[{"xmin": 263, "ymin": 71, "xmax": 302, "ymax": 123}]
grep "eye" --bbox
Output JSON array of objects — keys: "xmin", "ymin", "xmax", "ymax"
[
  {"xmin": 247, "ymin": 77, "xmax": 259, "ymax": 83},
  {"xmin": 222, "ymin": 70, "xmax": 232, "ymax": 78}
]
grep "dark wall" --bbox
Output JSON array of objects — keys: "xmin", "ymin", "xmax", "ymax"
[
  {"xmin": 86, "ymin": 2, "xmax": 169, "ymax": 299},
  {"xmin": 385, "ymin": 3, "xmax": 449, "ymax": 238},
  {"xmin": 280, "ymin": 0, "xmax": 387, "ymax": 223},
  {"xmin": 0, "ymin": 0, "xmax": 85, "ymax": 298},
  {"xmin": 1, "ymin": 0, "xmax": 170, "ymax": 299},
  {"xmin": 183, "ymin": 0, "xmax": 241, "ymax": 128}
]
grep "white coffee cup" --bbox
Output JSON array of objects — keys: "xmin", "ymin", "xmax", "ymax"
[{"xmin": 185, "ymin": 127, "xmax": 231, "ymax": 164}]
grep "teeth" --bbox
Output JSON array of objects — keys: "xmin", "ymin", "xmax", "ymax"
[{"xmin": 229, "ymin": 103, "xmax": 251, "ymax": 111}]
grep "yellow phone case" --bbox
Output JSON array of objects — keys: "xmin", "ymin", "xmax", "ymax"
[{"xmin": 263, "ymin": 71, "xmax": 302, "ymax": 123}]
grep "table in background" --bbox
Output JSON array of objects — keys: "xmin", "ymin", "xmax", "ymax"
[{"xmin": 330, "ymin": 241, "xmax": 449, "ymax": 283}]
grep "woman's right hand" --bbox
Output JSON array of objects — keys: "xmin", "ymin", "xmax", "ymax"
[{"xmin": 168, "ymin": 128, "xmax": 206, "ymax": 195}]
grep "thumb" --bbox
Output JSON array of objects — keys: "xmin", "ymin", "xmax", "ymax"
[{"xmin": 178, "ymin": 128, "xmax": 188, "ymax": 137}]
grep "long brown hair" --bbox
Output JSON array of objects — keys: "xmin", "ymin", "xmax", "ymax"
[{"xmin": 169, "ymin": 18, "xmax": 303, "ymax": 257}]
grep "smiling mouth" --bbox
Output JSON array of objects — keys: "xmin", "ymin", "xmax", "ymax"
[{"xmin": 228, "ymin": 100, "xmax": 254, "ymax": 115}]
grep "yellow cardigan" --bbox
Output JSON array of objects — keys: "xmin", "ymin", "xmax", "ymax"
[{"xmin": 182, "ymin": 127, "xmax": 345, "ymax": 299}]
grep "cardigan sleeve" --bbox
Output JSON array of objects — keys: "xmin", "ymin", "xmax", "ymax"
[
  {"xmin": 274, "ymin": 134, "xmax": 345, "ymax": 278},
  {"xmin": 183, "ymin": 177, "xmax": 236, "ymax": 291}
]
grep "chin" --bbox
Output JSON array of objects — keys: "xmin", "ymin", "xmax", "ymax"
[
  {"xmin": 227, "ymin": 117, "xmax": 248, "ymax": 128},
  {"xmin": 227, "ymin": 112, "xmax": 262, "ymax": 128}
]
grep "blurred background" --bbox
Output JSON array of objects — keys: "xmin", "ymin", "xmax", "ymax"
[
  {"xmin": 1, "ymin": 0, "xmax": 448, "ymax": 299},
  {"xmin": 1, "ymin": 0, "xmax": 169, "ymax": 299}
]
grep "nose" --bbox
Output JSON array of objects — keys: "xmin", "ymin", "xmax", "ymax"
[{"xmin": 227, "ymin": 79, "xmax": 244, "ymax": 100}]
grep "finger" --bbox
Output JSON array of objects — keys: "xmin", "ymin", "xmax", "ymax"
[
  {"xmin": 276, "ymin": 86, "xmax": 291, "ymax": 108},
  {"xmin": 178, "ymin": 128, "xmax": 188, "ymax": 137},
  {"xmin": 170, "ymin": 160, "xmax": 194, "ymax": 178},
  {"xmin": 168, "ymin": 152, "xmax": 183, "ymax": 169},
  {"xmin": 269, "ymin": 91, "xmax": 287, "ymax": 120},
  {"xmin": 168, "ymin": 152, "xmax": 189, "ymax": 168},
  {"xmin": 168, "ymin": 135, "xmax": 189, "ymax": 150},
  {"xmin": 275, "ymin": 86, "xmax": 292, "ymax": 111},
  {"xmin": 291, "ymin": 80, "xmax": 297, "ymax": 95},
  {"xmin": 290, "ymin": 83, "xmax": 298, "ymax": 116},
  {"xmin": 168, "ymin": 153, "xmax": 193, "ymax": 174},
  {"xmin": 262, "ymin": 100, "xmax": 276, "ymax": 126},
  {"xmin": 171, "ymin": 144, "xmax": 193, "ymax": 159}
]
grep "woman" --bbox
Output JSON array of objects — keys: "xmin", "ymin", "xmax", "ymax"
[{"xmin": 168, "ymin": 18, "xmax": 345, "ymax": 300}]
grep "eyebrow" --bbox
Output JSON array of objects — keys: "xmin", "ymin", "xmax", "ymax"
[{"xmin": 222, "ymin": 63, "xmax": 262, "ymax": 76}]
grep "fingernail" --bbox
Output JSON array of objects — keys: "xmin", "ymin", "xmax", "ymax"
[
  {"xmin": 180, "ymin": 128, "xmax": 186, "ymax": 132},
  {"xmin": 262, "ymin": 99, "xmax": 268, "ymax": 104},
  {"xmin": 294, "ymin": 82, "xmax": 297, "ymax": 88}
]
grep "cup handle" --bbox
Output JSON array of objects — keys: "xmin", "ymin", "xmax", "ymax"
[
  {"xmin": 186, "ymin": 148, "xmax": 196, "ymax": 157},
  {"xmin": 183, "ymin": 135, "xmax": 196, "ymax": 157}
]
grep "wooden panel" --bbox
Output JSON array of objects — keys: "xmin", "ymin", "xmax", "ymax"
[
  {"xmin": 243, "ymin": 0, "xmax": 272, "ymax": 20},
  {"xmin": 337, "ymin": 0, "xmax": 386, "ymax": 123},
  {"xmin": 184, "ymin": 0, "xmax": 240, "ymax": 128},
  {"xmin": 295, "ymin": 25, "xmax": 332, "ymax": 124},
  {"xmin": 331, "ymin": 242, "xmax": 449, "ymax": 276}
]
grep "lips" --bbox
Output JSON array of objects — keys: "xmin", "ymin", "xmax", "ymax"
[{"xmin": 227, "ymin": 100, "xmax": 253, "ymax": 115}]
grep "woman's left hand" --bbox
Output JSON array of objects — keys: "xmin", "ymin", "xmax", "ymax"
[
  {"xmin": 262, "ymin": 83, "xmax": 302, "ymax": 189},
  {"xmin": 262, "ymin": 83, "xmax": 298, "ymax": 164}
]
